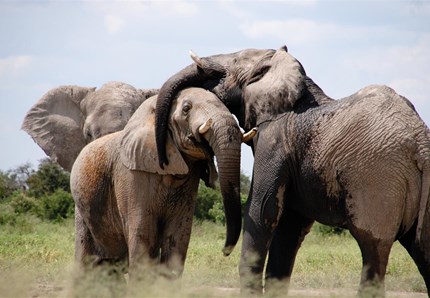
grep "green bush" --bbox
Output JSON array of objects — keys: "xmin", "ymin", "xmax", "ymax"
[
  {"xmin": 0, "ymin": 171, "xmax": 19, "ymax": 199},
  {"xmin": 195, "ymin": 171, "xmax": 251, "ymax": 223},
  {"xmin": 0, "ymin": 203, "xmax": 16, "ymax": 225},
  {"xmin": 0, "ymin": 189, "xmax": 75, "ymax": 224},
  {"xmin": 27, "ymin": 158, "xmax": 70, "ymax": 198},
  {"xmin": 207, "ymin": 200, "xmax": 224, "ymax": 224},
  {"xmin": 36, "ymin": 189, "xmax": 74, "ymax": 222},
  {"xmin": 195, "ymin": 182, "xmax": 222, "ymax": 221},
  {"xmin": 313, "ymin": 222, "xmax": 347, "ymax": 236},
  {"xmin": 9, "ymin": 191, "xmax": 39, "ymax": 215}
]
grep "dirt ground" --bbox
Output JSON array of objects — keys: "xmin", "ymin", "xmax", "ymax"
[
  {"xmin": 32, "ymin": 283, "xmax": 428, "ymax": 298},
  {"xmin": 210, "ymin": 287, "xmax": 428, "ymax": 297}
]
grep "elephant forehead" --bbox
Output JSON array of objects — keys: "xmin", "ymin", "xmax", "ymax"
[
  {"xmin": 176, "ymin": 88, "xmax": 215, "ymax": 101},
  {"xmin": 175, "ymin": 88, "xmax": 230, "ymax": 113}
]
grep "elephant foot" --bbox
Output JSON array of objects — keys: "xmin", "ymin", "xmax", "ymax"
[
  {"xmin": 264, "ymin": 277, "xmax": 290, "ymax": 296},
  {"xmin": 358, "ymin": 281, "xmax": 385, "ymax": 298}
]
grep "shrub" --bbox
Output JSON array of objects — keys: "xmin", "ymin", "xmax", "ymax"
[
  {"xmin": 36, "ymin": 189, "xmax": 75, "ymax": 222},
  {"xmin": 195, "ymin": 182, "xmax": 222, "ymax": 221},
  {"xmin": 0, "ymin": 203, "xmax": 16, "ymax": 225},
  {"xmin": 207, "ymin": 200, "xmax": 225, "ymax": 224},
  {"xmin": 313, "ymin": 222, "xmax": 346, "ymax": 236},
  {"xmin": 26, "ymin": 158, "xmax": 70, "ymax": 198},
  {"xmin": 195, "ymin": 171, "xmax": 251, "ymax": 223},
  {"xmin": 0, "ymin": 171, "xmax": 19, "ymax": 199},
  {"xmin": 9, "ymin": 191, "xmax": 39, "ymax": 215}
]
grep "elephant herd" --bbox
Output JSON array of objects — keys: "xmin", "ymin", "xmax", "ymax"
[{"xmin": 22, "ymin": 46, "xmax": 430, "ymax": 296}]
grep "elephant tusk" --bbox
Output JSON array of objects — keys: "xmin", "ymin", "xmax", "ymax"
[
  {"xmin": 189, "ymin": 50, "xmax": 203, "ymax": 67},
  {"xmin": 242, "ymin": 127, "xmax": 258, "ymax": 143},
  {"xmin": 198, "ymin": 118, "xmax": 213, "ymax": 134}
]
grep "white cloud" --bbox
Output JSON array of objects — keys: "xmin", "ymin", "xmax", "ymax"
[
  {"xmin": 86, "ymin": 0, "xmax": 198, "ymax": 35},
  {"xmin": 389, "ymin": 77, "xmax": 430, "ymax": 103},
  {"xmin": 239, "ymin": 18, "xmax": 394, "ymax": 47},
  {"xmin": 336, "ymin": 34, "xmax": 430, "ymax": 123},
  {"xmin": 151, "ymin": 0, "xmax": 198, "ymax": 16},
  {"xmin": 0, "ymin": 55, "xmax": 32, "ymax": 79},
  {"xmin": 104, "ymin": 15, "xmax": 125, "ymax": 35},
  {"xmin": 217, "ymin": 0, "xmax": 253, "ymax": 19},
  {"xmin": 240, "ymin": 19, "xmax": 343, "ymax": 45},
  {"xmin": 86, "ymin": 0, "xmax": 197, "ymax": 19},
  {"xmin": 345, "ymin": 34, "xmax": 430, "ymax": 85}
]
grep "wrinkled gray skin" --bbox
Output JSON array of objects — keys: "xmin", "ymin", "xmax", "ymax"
[
  {"xmin": 70, "ymin": 88, "xmax": 243, "ymax": 279},
  {"xmin": 22, "ymin": 81, "xmax": 158, "ymax": 171},
  {"xmin": 154, "ymin": 46, "xmax": 430, "ymax": 296}
]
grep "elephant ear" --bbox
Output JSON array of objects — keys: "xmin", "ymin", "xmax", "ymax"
[
  {"xmin": 244, "ymin": 47, "xmax": 306, "ymax": 116},
  {"xmin": 22, "ymin": 85, "xmax": 96, "ymax": 171},
  {"xmin": 119, "ymin": 97, "xmax": 189, "ymax": 175}
]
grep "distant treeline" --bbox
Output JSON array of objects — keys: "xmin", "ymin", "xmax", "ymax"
[{"xmin": 0, "ymin": 158, "xmax": 251, "ymax": 225}]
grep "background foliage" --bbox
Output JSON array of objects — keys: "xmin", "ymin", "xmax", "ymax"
[
  {"xmin": 0, "ymin": 158, "xmax": 74, "ymax": 224},
  {"xmin": 0, "ymin": 158, "xmax": 252, "ymax": 225},
  {"xmin": 0, "ymin": 158, "xmax": 347, "ymax": 235}
]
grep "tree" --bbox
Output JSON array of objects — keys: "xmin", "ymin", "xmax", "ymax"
[
  {"xmin": 0, "ymin": 171, "xmax": 18, "ymax": 199},
  {"xmin": 0, "ymin": 162, "xmax": 35, "ymax": 200},
  {"xmin": 26, "ymin": 158, "xmax": 70, "ymax": 198}
]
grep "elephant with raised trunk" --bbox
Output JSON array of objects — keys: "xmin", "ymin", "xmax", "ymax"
[
  {"xmin": 71, "ymin": 87, "xmax": 249, "ymax": 278},
  {"xmin": 22, "ymin": 81, "xmax": 158, "ymax": 171},
  {"xmin": 153, "ymin": 46, "xmax": 430, "ymax": 296}
]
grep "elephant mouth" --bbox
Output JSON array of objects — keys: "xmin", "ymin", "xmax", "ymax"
[{"xmin": 185, "ymin": 134, "xmax": 214, "ymax": 161}]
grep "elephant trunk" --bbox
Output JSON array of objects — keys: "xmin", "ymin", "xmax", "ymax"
[
  {"xmin": 205, "ymin": 116, "xmax": 242, "ymax": 256},
  {"xmin": 156, "ymin": 62, "xmax": 226, "ymax": 169}
]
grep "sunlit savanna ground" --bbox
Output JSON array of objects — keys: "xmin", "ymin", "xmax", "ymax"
[{"xmin": 0, "ymin": 216, "xmax": 427, "ymax": 297}]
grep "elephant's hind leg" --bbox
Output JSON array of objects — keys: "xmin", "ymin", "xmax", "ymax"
[
  {"xmin": 74, "ymin": 208, "xmax": 101, "ymax": 267},
  {"xmin": 349, "ymin": 227, "xmax": 394, "ymax": 297},
  {"xmin": 399, "ymin": 221, "xmax": 430, "ymax": 294},
  {"xmin": 265, "ymin": 209, "xmax": 314, "ymax": 293}
]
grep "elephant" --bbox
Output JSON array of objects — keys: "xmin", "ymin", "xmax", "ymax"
[
  {"xmin": 22, "ymin": 81, "xmax": 158, "ymax": 171},
  {"xmin": 152, "ymin": 46, "xmax": 430, "ymax": 296},
  {"xmin": 70, "ymin": 87, "xmax": 252, "ymax": 280}
]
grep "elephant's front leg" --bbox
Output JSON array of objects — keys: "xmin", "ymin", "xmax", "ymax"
[
  {"xmin": 127, "ymin": 218, "xmax": 162, "ymax": 280},
  {"xmin": 265, "ymin": 208, "xmax": 314, "ymax": 293},
  {"xmin": 159, "ymin": 203, "xmax": 195, "ymax": 279},
  {"xmin": 239, "ymin": 171, "xmax": 287, "ymax": 295}
]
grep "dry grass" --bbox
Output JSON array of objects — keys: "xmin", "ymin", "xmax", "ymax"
[{"xmin": 0, "ymin": 218, "xmax": 427, "ymax": 297}]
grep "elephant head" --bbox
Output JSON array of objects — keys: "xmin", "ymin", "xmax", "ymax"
[
  {"xmin": 118, "ymin": 88, "xmax": 245, "ymax": 256},
  {"xmin": 22, "ymin": 81, "xmax": 158, "ymax": 171},
  {"xmin": 154, "ymin": 46, "xmax": 325, "ymax": 168}
]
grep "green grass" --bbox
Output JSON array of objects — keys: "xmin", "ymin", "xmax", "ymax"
[
  {"xmin": 291, "ymin": 231, "xmax": 426, "ymax": 293},
  {"xmin": 0, "ymin": 218, "xmax": 426, "ymax": 297}
]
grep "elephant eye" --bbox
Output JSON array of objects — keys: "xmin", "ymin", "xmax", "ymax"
[{"xmin": 182, "ymin": 102, "xmax": 192, "ymax": 115}]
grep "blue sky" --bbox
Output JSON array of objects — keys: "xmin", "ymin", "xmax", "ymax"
[{"xmin": 1, "ymin": 0, "xmax": 429, "ymax": 176}]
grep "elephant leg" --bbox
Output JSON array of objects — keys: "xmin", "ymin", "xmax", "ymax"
[
  {"xmin": 265, "ymin": 208, "xmax": 314, "ymax": 293},
  {"xmin": 349, "ymin": 227, "xmax": 393, "ymax": 297},
  {"xmin": 399, "ymin": 221, "xmax": 430, "ymax": 294},
  {"xmin": 239, "ymin": 218, "xmax": 273, "ymax": 296},
  {"xmin": 74, "ymin": 207, "xmax": 100, "ymax": 267},
  {"xmin": 239, "ymin": 188, "xmax": 285, "ymax": 295},
  {"xmin": 240, "ymin": 154, "xmax": 289, "ymax": 295},
  {"xmin": 73, "ymin": 209, "xmax": 127, "ymax": 294},
  {"xmin": 159, "ymin": 207, "xmax": 195, "ymax": 279},
  {"xmin": 127, "ymin": 218, "xmax": 162, "ymax": 281}
]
